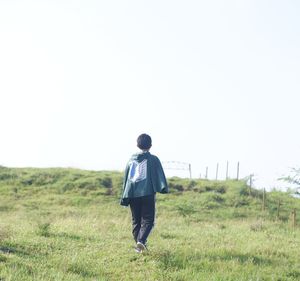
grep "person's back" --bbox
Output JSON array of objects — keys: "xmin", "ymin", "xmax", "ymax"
[{"xmin": 120, "ymin": 134, "xmax": 168, "ymax": 253}]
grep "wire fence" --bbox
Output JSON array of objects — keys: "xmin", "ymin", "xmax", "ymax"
[
  {"xmin": 162, "ymin": 160, "xmax": 245, "ymax": 181},
  {"xmin": 162, "ymin": 161, "xmax": 298, "ymax": 228},
  {"xmin": 162, "ymin": 161, "xmax": 192, "ymax": 178}
]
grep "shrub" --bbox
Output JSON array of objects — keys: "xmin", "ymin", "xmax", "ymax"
[
  {"xmin": 233, "ymin": 198, "xmax": 250, "ymax": 207},
  {"xmin": 215, "ymin": 185, "xmax": 227, "ymax": 194},
  {"xmin": 0, "ymin": 173, "xmax": 11, "ymax": 181},
  {"xmin": 99, "ymin": 177, "xmax": 112, "ymax": 188},
  {"xmin": 61, "ymin": 182, "xmax": 75, "ymax": 193},
  {"xmin": 169, "ymin": 182, "xmax": 184, "ymax": 192},
  {"xmin": 209, "ymin": 192, "xmax": 225, "ymax": 203},
  {"xmin": 187, "ymin": 180, "xmax": 197, "ymax": 189},
  {"xmin": 21, "ymin": 178, "xmax": 34, "ymax": 186},
  {"xmin": 20, "ymin": 172, "xmax": 61, "ymax": 186},
  {"xmin": 76, "ymin": 179, "xmax": 97, "ymax": 190},
  {"xmin": 201, "ymin": 192, "xmax": 225, "ymax": 209},
  {"xmin": 239, "ymin": 185, "xmax": 251, "ymax": 196}
]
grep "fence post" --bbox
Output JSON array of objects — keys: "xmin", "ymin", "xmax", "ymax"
[
  {"xmin": 205, "ymin": 167, "xmax": 208, "ymax": 179},
  {"xmin": 189, "ymin": 164, "xmax": 192, "ymax": 179},
  {"xmin": 236, "ymin": 162, "xmax": 240, "ymax": 180},
  {"xmin": 249, "ymin": 174, "xmax": 253, "ymax": 196},
  {"xmin": 216, "ymin": 163, "xmax": 219, "ymax": 180},
  {"xmin": 277, "ymin": 199, "xmax": 281, "ymax": 220},
  {"xmin": 226, "ymin": 161, "xmax": 229, "ymax": 180},
  {"xmin": 262, "ymin": 188, "xmax": 266, "ymax": 211}
]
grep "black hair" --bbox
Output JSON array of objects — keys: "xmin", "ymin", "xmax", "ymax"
[{"xmin": 137, "ymin": 134, "xmax": 152, "ymax": 150}]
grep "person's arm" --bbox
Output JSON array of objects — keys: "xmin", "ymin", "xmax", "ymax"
[
  {"xmin": 120, "ymin": 162, "xmax": 130, "ymax": 206},
  {"xmin": 122, "ymin": 163, "xmax": 130, "ymax": 191}
]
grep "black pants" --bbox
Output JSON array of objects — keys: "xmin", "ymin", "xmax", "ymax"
[{"xmin": 129, "ymin": 194, "xmax": 155, "ymax": 245}]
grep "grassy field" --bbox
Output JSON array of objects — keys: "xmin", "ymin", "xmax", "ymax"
[{"xmin": 0, "ymin": 166, "xmax": 299, "ymax": 281}]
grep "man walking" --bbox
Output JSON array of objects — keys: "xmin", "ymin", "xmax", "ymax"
[{"xmin": 120, "ymin": 134, "xmax": 168, "ymax": 253}]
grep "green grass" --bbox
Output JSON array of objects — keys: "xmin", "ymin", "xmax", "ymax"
[{"xmin": 0, "ymin": 166, "xmax": 300, "ymax": 280}]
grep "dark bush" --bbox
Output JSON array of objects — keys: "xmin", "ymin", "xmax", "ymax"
[
  {"xmin": 169, "ymin": 182, "xmax": 184, "ymax": 192},
  {"xmin": 239, "ymin": 186, "xmax": 250, "ymax": 196},
  {"xmin": 99, "ymin": 177, "xmax": 112, "ymax": 188},
  {"xmin": 215, "ymin": 185, "xmax": 227, "ymax": 194},
  {"xmin": 204, "ymin": 201, "xmax": 221, "ymax": 209},
  {"xmin": 19, "ymin": 172, "xmax": 62, "ymax": 186},
  {"xmin": 201, "ymin": 192, "xmax": 225, "ymax": 209},
  {"xmin": 0, "ymin": 173, "xmax": 11, "ymax": 181},
  {"xmin": 233, "ymin": 198, "xmax": 250, "ymax": 207},
  {"xmin": 187, "ymin": 180, "xmax": 197, "ymax": 189},
  {"xmin": 21, "ymin": 178, "xmax": 34, "ymax": 185},
  {"xmin": 61, "ymin": 183, "xmax": 75, "ymax": 193},
  {"xmin": 204, "ymin": 186, "xmax": 214, "ymax": 192},
  {"xmin": 77, "ymin": 180, "xmax": 96, "ymax": 190}
]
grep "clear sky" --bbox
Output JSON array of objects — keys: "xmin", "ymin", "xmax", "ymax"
[{"xmin": 1, "ymin": 0, "xmax": 299, "ymax": 189}]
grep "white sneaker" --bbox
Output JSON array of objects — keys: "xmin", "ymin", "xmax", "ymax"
[
  {"xmin": 136, "ymin": 242, "xmax": 146, "ymax": 253},
  {"xmin": 134, "ymin": 247, "xmax": 142, "ymax": 253}
]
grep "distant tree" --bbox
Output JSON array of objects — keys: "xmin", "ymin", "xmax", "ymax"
[{"xmin": 280, "ymin": 167, "xmax": 300, "ymax": 194}]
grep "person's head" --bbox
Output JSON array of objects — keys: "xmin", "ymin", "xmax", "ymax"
[{"xmin": 137, "ymin": 134, "xmax": 152, "ymax": 151}]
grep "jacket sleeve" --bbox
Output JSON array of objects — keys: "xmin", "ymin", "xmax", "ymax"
[
  {"xmin": 122, "ymin": 163, "xmax": 130, "ymax": 191},
  {"xmin": 151, "ymin": 156, "xmax": 169, "ymax": 194},
  {"xmin": 120, "ymin": 163, "xmax": 130, "ymax": 206}
]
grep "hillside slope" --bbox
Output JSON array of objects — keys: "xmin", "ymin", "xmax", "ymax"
[{"xmin": 0, "ymin": 167, "xmax": 299, "ymax": 280}]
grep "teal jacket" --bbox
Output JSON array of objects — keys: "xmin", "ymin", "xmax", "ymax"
[{"xmin": 120, "ymin": 152, "xmax": 168, "ymax": 206}]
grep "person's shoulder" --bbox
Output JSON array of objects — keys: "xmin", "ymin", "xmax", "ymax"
[{"xmin": 149, "ymin": 153, "xmax": 161, "ymax": 162}]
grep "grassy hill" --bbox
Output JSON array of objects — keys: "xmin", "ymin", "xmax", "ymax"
[{"xmin": 0, "ymin": 166, "xmax": 299, "ymax": 280}]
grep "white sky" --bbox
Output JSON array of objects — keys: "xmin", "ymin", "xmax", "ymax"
[{"xmin": 0, "ymin": 0, "xmax": 299, "ymax": 189}]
